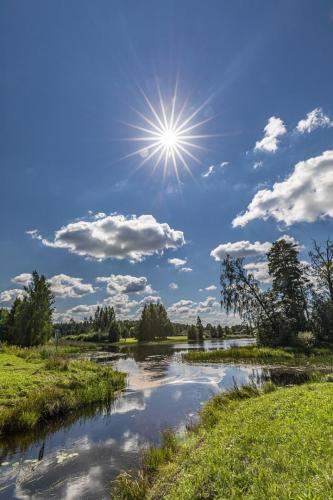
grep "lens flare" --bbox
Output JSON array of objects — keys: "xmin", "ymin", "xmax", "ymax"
[{"xmin": 122, "ymin": 83, "xmax": 219, "ymax": 181}]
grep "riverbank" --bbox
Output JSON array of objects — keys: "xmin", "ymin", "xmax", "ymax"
[
  {"xmin": 183, "ymin": 345, "xmax": 333, "ymax": 367},
  {"xmin": 0, "ymin": 345, "xmax": 126, "ymax": 435},
  {"xmin": 114, "ymin": 381, "xmax": 333, "ymax": 499}
]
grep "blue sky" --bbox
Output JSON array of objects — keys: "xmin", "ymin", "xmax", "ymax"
[{"xmin": 1, "ymin": 0, "xmax": 333, "ymax": 324}]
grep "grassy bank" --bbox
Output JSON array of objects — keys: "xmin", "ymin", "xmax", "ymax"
[
  {"xmin": 183, "ymin": 345, "xmax": 333, "ymax": 367},
  {"xmin": 114, "ymin": 382, "xmax": 333, "ymax": 499},
  {"xmin": 0, "ymin": 344, "xmax": 125, "ymax": 435}
]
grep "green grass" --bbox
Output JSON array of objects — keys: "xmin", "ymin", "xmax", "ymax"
[
  {"xmin": 0, "ymin": 345, "xmax": 126, "ymax": 435},
  {"xmin": 183, "ymin": 345, "xmax": 333, "ymax": 367},
  {"xmin": 121, "ymin": 382, "xmax": 333, "ymax": 499}
]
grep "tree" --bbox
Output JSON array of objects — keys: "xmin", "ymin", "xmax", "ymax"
[
  {"xmin": 220, "ymin": 255, "xmax": 280, "ymax": 339},
  {"xmin": 109, "ymin": 321, "xmax": 120, "ymax": 343},
  {"xmin": 187, "ymin": 324, "xmax": 198, "ymax": 341},
  {"xmin": 137, "ymin": 303, "xmax": 173, "ymax": 341},
  {"xmin": 268, "ymin": 239, "xmax": 310, "ymax": 341},
  {"xmin": 3, "ymin": 272, "xmax": 54, "ymax": 346},
  {"xmin": 196, "ymin": 316, "xmax": 204, "ymax": 341},
  {"xmin": 216, "ymin": 324, "xmax": 224, "ymax": 339},
  {"xmin": 309, "ymin": 239, "xmax": 333, "ymax": 303}
]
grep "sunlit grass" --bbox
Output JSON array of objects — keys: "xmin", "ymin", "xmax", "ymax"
[
  {"xmin": 183, "ymin": 345, "xmax": 333, "ymax": 366},
  {"xmin": 0, "ymin": 345, "xmax": 125, "ymax": 435},
  {"xmin": 141, "ymin": 383, "xmax": 333, "ymax": 499}
]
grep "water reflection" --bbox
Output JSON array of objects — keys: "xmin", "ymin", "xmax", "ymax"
[{"xmin": 0, "ymin": 338, "xmax": 310, "ymax": 499}]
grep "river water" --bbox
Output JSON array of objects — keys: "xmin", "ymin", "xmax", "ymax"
[{"xmin": 0, "ymin": 338, "xmax": 293, "ymax": 499}]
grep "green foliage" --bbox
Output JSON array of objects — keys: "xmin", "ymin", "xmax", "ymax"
[
  {"xmin": 268, "ymin": 239, "xmax": 310, "ymax": 341},
  {"xmin": 112, "ymin": 471, "xmax": 148, "ymax": 500},
  {"xmin": 109, "ymin": 321, "xmax": 121, "ymax": 343},
  {"xmin": 183, "ymin": 345, "xmax": 294, "ymax": 363},
  {"xmin": 0, "ymin": 345, "xmax": 125, "ymax": 435},
  {"xmin": 146, "ymin": 383, "xmax": 333, "ymax": 499},
  {"xmin": 137, "ymin": 303, "xmax": 174, "ymax": 341},
  {"xmin": 187, "ymin": 324, "xmax": 198, "ymax": 341},
  {"xmin": 93, "ymin": 305, "xmax": 115, "ymax": 332},
  {"xmin": 219, "ymin": 238, "xmax": 333, "ymax": 348},
  {"xmin": 196, "ymin": 316, "xmax": 204, "ymax": 340},
  {"xmin": 1, "ymin": 271, "xmax": 54, "ymax": 346}
]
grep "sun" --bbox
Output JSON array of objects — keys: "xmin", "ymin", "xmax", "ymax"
[
  {"xmin": 160, "ymin": 129, "xmax": 178, "ymax": 149},
  {"xmin": 122, "ymin": 83, "xmax": 217, "ymax": 181}
]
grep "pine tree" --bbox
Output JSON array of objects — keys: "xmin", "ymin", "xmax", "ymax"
[
  {"xmin": 196, "ymin": 316, "xmax": 204, "ymax": 341},
  {"xmin": 109, "ymin": 321, "xmax": 120, "ymax": 343},
  {"xmin": 268, "ymin": 239, "xmax": 309, "ymax": 341}
]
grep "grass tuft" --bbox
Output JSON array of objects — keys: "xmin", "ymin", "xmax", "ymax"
[{"xmin": 0, "ymin": 345, "xmax": 126, "ymax": 435}]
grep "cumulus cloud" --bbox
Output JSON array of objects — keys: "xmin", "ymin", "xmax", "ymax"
[
  {"xmin": 167, "ymin": 297, "xmax": 234, "ymax": 325},
  {"xmin": 139, "ymin": 295, "xmax": 162, "ymax": 306},
  {"xmin": 179, "ymin": 267, "xmax": 192, "ymax": 273},
  {"xmin": 103, "ymin": 294, "xmax": 139, "ymax": 317},
  {"xmin": 49, "ymin": 275, "xmax": 96, "ymax": 298},
  {"xmin": 232, "ymin": 150, "xmax": 333, "ymax": 227},
  {"xmin": 254, "ymin": 116, "xmax": 286, "ymax": 153},
  {"xmin": 12, "ymin": 273, "xmax": 33, "ymax": 286},
  {"xmin": 168, "ymin": 257, "xmax": 187, "ymax": 268},
  {"xmin": 96, "ymin": 274, "xmax": 153, "ymax": 295},
  {"xmin": 169, "ymin": 282, "xmax": 178, "ymax": 289},
  {"xmin": 28, "ymin": 214, "xmax": 185, "ymax": 262},
  {"xmin": 211, "ymin": 240, "xmax": 271, "ymax": 261},
  {"xmin": 0, "ymin": 288, "xmax": 26, "ymax": 303},
  {"xmin": 243, "ymin": 261, "xmax": 272, "ymax": 283},
  {"xmin": 296, "ymin": 108, "xmax": 332, "ymax": 134},
  {"xmin": 197, "ymin": 296, "xmax": 219, "ymax": 312},
  {"xmin": 59, "ymin": 293, "xmax": 140, "ymax": 322},
  {"xmin": 12, "ymin": 273, "xmax": 96, "ymax": 298}
]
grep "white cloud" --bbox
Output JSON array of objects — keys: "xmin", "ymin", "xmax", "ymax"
[
  {"xmin": 0, "ymin": 288, "xmax": 26, "ymax": 303},
  {"xmin": 167, "ymin": 297, "xmax": 236, "ymax": 326},
  {"xmin": 168, "ymin": 257, "xmax": 187, "ymax": 268},
  {"xmin": 12, "ymin": 273, "xmax": 96, "ymax": 298},
  {"xmin": 243, "ymin": 261, "xmax": 272, "ymax": 283},
  {"xmin": 103, "ymin": 294, "xmax": 139, "ymax": 317},
  {"xmin": 28, "ymin": 214, "xmax": 185, "ymax": 262},
  {"xmin": 202, "ymin": 162, "xmax": 229, "ymax": 178},
  {"xmin": 59, "ymin": 293, "xmax": 140, "ymax": 322},
  {"xmin": 254, "ymin": 116, "xmax": 286, "ymax": 153},
  {"xmin": 139, "ymin": 295, "xmax": 162, "ymax": 306},
  {"xmin": 12, "ymin": 273, "xmax": 33, "ymax": 286},
  {"xmin": 232, "ymin": 150, "xmax": 333, "ymax": 227},
  {"xmin": 96, "ymin": 274, "xmax": 153, "ymax": 295},
  {"xmin": 179, "ymin": 267, "xmax": 192, "ymax": 273},
  {"xmin": 197, "ymin": 296, "xmax": 219, "ymax": 312},
  {"xmin": 211, "ymin": 240, "xmax": 271, "ymax": 261},
  {"xmin": 253, "ymin": 161, "xmax": 263, "ymax": 170},
  {"xmin": 49, "ymin": 274, "xmax": 96, "ymax": 298},
  {"xmin": 205, "ymin": 284, "xmax": 217, "ymax": 291},
  {"xmin": 296, "ymin": 108, "xmax": 332, "ymax": 134},
  {"xmin": 202, "ymin": 165, "xmax": 215, "ymax": 178},
  {"xmin": 169, "ymin": 282, "xmax": 178, "ymax": 289}
]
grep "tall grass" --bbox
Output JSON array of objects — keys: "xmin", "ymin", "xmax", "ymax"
[
  {"xmin": 0, "ymin": 346, "xmax": 126, "ymax": 435},
  {"xmin": 183, "ymin": 345, "xmax": 294, "ymax": 363}
]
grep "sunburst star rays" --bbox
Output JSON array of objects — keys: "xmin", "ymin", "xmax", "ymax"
[{"xmin": 121, "ymin": 85, "xmax": 220, "ymax": 182}]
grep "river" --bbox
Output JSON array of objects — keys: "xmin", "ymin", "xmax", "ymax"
[{"xmin": 0, "ymin": 337, "xmax": 297, "ymax": 499}]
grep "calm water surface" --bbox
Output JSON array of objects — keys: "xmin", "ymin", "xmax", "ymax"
[{"xmin": 0, "ymin": 338, "xmax": 271, "ymax": 499}]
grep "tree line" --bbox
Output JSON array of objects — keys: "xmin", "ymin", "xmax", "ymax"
[{"xmin": 220, "ymin": 238, "xmax": 333, "ymax": 347}]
